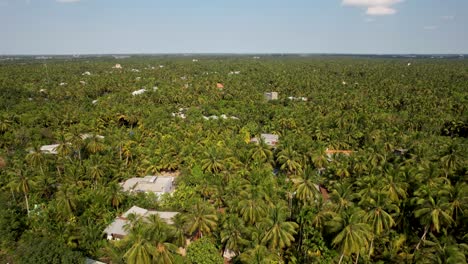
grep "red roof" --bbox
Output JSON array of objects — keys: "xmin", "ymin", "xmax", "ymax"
[{"xmin": 216, "ymin": 83, "xmax": 224, "ymax": 89}]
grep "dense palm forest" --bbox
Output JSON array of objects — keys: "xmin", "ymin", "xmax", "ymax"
[{"xmin": 0, "ymin": 55, "xmax": 467, "ymax": 263}]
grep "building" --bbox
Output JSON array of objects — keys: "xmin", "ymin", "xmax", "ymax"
[
  {"xmin": 113, "ymin": 64, "xmax": 122, "ymax": 69},
  {"xmin": 103, "ymin": 205, "xmax": 178, "ymax": 240},
  {"xmin": 264, "ymin": 92, "xmax": 278, "ymax": 101},
  {"xmin": 216, "ymin": 83, "xmax": 224, "ymax": 89},
  {"xmin": 250, "ymin": 134, "xmax": 279, "ymax": 147},
  {"xmin": 121, "ymin": 175, "xmax": 175, "ymax": 196},
  {"xmin": 131, "ymin": 88, "xmax": 146, "ymax": 96},
  {"xmin": 40, "ymin": 144, "xmax": 60, "ymax": 154}
]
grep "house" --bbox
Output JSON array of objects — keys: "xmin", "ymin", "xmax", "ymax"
[
  {"xmin": 113, "ymin": 64, "xmax": 122, "ymax": 69},
  {"xmin": 131, "ymin": 88, "xmax": 146, "ymax": 96},
  {"xmin": 250, "ymin": 134, "xmax": 279, "ymax": 147},
  {"xmin": 40, "ymin": 144, "xmax": 60, "ymax": 154},
  {"xmin": 121, "ymin": 175, "xmax": 175, "ymax": 196},
  {"xmin": 216, "ymin": 83, "xmax": 224, "ymax": 89},
  {"xmin": 80, "ymin": 133, "xmax": 105, "ymax": 140},
  {"xmin": 288, "ymin": 96, "xmax": 308, "ymax": 101},
  {"xmin": 82, "ymin": 71, "xmax": 91, "ymax": 76},
  {"xmin": 264, "ymin": 92, "xmax": 278, "ymax": 101},
  {"xmin": 103, "ymin": 205, "xmax": 178, "ymax": 240}
]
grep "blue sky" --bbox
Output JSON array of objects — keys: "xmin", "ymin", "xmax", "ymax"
[{"xmin": 0, "ymin": 0, "xmax": 466, "ymax": 54}]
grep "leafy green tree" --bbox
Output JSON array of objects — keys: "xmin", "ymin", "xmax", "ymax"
[
  {"xmin": 186, "ymin": 237, "xmax": 223, "ymax": 264},
  {"xmin": 260, "ymin": 203, "xmax": 298, "ymax": 250},
  {"xmin": 328, "ymin": 207, "xmax": 372, "ymax": 264},
  {"xmin": 15, "ymin": 235, "xmax": 84, "ymax": 264},
  {"xmin": 185, "ymin": 200, "xmax": 218, "ymax": 239}
]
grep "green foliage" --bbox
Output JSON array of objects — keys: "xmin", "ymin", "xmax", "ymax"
[
  {"xmin": 15, "ymin": 235, "xmax": 84, "ymax": 264},
  {"xmin": 186, "ymin": 237, "xmax": 223, "ymax": 264},
  {"xmin": 0, "ymin": 56, "xmax": 467, "ymax": 264}
]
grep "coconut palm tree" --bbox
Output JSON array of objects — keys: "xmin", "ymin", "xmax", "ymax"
[
  {"xmin": 413, "ymin": 194, "xmax": 454, "ymax": 250},
  {"xmin": 360, "ymin": 191, "xmax": 400, "ymax": 257},
  {"xmin": 276, "ymin": 146, "xmax": 303, "ymax": 175},
  {"xmin": 221, "ymin": 214, "xmax": 248, "ymax": 256},
  {"xmin": 260, "ymin": 203, "xmax": 299, "ymax": 250},
  {"xmin": 328, "ymin": 207, "xmax": 372, "ymax": 264},
  {"xmin": 240, "ymin": 245, "xmax": 281, "ymax": 264},
  {"xmin": 184, "ymin": 200, "xmax": 218, "ymax": 239},
  {"xmin": 8, "ymin": 167, "xmax": 35, "ymax": 216},
  {"xmin": 292, "ymin": 166, "xmax": 321, "ymax": 206}
]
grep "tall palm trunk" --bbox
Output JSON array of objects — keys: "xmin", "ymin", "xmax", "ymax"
[
  {"xmin": 338, "ymin": 252, "xmax": 345, "ymax": 264},
  {"xmin": 24, "ymin": 193, "xmax": 30, "ymax": 216},
  {"xmin": 354, "ymin": 252, "xmax": 359, "ymax": 264},
  {"xmin": 368, "ymin": 237, "xmax": 374, "ymax": 258},
  {"xmin": 416, "ymin": 225, "xmax": 429, "ymax": 250}
]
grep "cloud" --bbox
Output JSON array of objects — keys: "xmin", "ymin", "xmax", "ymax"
[
  {"xmin": 56, "ymin": 0, "xmax": 80, "ymax": 2},
  {"xmin": 366, "ymin": 6, "xmax": 396, "ymax": 15},
  {"xmin": 342, "ymin": 0, "xmax": 403, "ymax": 16},
  {"xmin": 441, "ymin": 15, "xmax": 454, "ymax": 20},
  {"xmin": 424, "ymin": 25, "xmax": 438, "ymax": 30},
  {"xmin": 342, "ymin": 0, "xmax": 402, "ymax": 6}
]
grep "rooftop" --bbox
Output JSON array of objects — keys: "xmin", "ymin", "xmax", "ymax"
[
  {"xmin": 103, "ymin": 205, "xmax": 178, "ymax": 240},
  {"xmin": 121, "ymin": 175, "xmax": 175, "ymax": 195},
  {"xmin": 250, "ymin": 134, "xmax": 279, "ymax": 147}
]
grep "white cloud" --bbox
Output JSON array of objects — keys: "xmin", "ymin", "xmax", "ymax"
[
  {"xmin": 366, "ymin": 5, "xmax": 396, "ymax": 15},
  {"xmin": 342, "ymin": 0, "xmax": 402, "ymax": 6},
  {"xmin": 424, "ymin": 25, "xmax": 438, "ymax": 30},
  {"xmin": 56, "ymin": 0, "xmax": 80, "ymax": 2},
  {"xmin": 441, "ymin": 15, "xmax": 454, "ymax": 20},
  {"xmin": 342, "ymin": 0, "xmax": 403, "ymax": 16}
]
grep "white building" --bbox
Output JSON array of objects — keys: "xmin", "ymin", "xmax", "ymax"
[
  {"xmin": 250, "ymin": 134, "xmax": 279, "ymax": 147},
  {"xmin": 121, "ymin": 175, "xmax": 175, "ymax": 196},
  {"xmin": 264, "ymin": 92, "xmax": 278, "ymax": 101},
  {"xmin": 40, "ymin": 144, "xmax": 60, "ymax": 154},
  {"xmin": 103, "ymin": 205, "xmax": 178, "ymax": 240},
  {"xmin": 132, "ymin": 88, "xmax": 146, "ymax": 96}
]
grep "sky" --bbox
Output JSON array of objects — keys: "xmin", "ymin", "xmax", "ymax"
[{"xmin": 0, "ymin": 0, "xmax": 467, "ymax": 54}]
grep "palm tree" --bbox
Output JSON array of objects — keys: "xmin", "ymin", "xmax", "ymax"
[
  {"xmin": 85, "ymin": 155, "xmax": 107, "ymax": 188},
  {"xmin": 85, "ymin": 135, "xmax": 106, "ymax": 154},
  {"xmin": 55, "ymin": 185, "xmax": 78, "ymax": 219},
  {"xmin": 413, "ymin": 195, "xmax": 454, "ymax": 250},
  {"xmin": 260, "ymin": 204, "xmax": 299, "ymax": 250},
  {"xmin": 240, "ymin": 245, "xmax": 281, "ymax": 264},
  {"xmin": 414, "ymin": 234, "xmax": 467, "ymax": 264},
  {"xmin": 237, "ymin": 189, "xmax": 267, "ymax": 226},
  {"xmin": 439, "ymin": 142, "xmax": 463, "ymax": 177},
  {"xmin": 106, "ymin": 181, "xmax": 125, "ymax": 209},
  {"xmin": 292, "ymin": 166, "xmax": 321, "ymax": 206},
  {"xmin": 249, "ymin": 138, "xmax": 273, "ymax": 164},
  {"xmin": 328, "ymin": 207, "xmax": 372, "ymax": 264},
  {"xmin": 185, "ymin": 200, "xmax": 218, "ymax": 239},
  {"xmin": 221, "ymin": 214, "xmax": 248, "ymax": 255},
  {"xmin": 123, "ymin": 227, "xmax": 153, "ymax": 264},
  {"xmin": 360, "ymin": 191, "xmax": 400, "ymax": 257},
  {"xmin": 201, "ymin": 147, "xmax": 227, "ymax": 173},
  {"xmin": 26, "ymin": 146, "xmax": 47, "ymax": 176},
  {"xmin": 145, "ymin": 214, "xmax": 179, "ymax": 264},
  {"xmin": 329, "ymin": 182, "xmax": 357, "ymax": 213},
  {"xmin": 8, "ymin": 167, "xmax": 35, "ymax": 216},
  {"xmin": 276, "ymin": 146, "xmax": 303, "ymax": 175}
]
